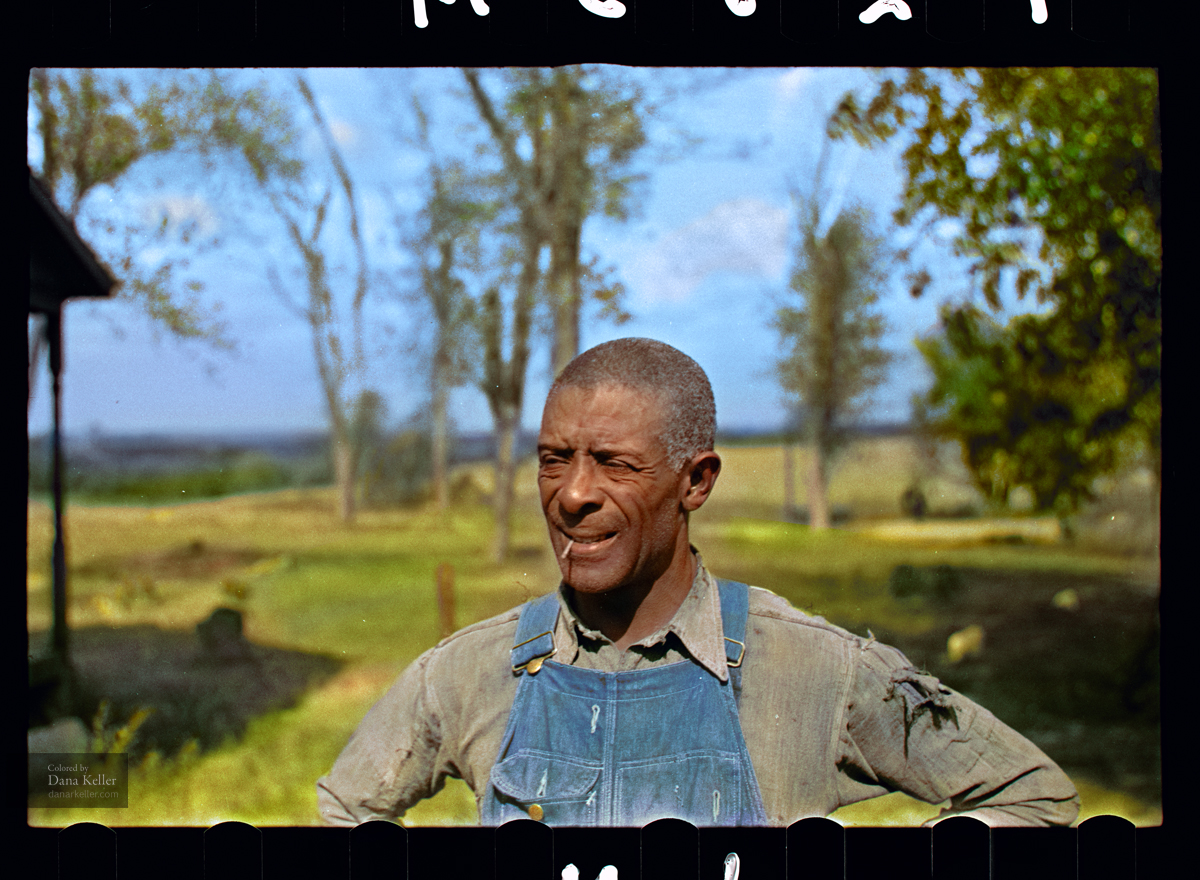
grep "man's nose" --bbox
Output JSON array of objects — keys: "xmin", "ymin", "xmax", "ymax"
[{"xmin": 558, "ymin": 457, "xmax": 603, "ymax": 514}]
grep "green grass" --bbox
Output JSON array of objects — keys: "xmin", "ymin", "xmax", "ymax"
[{"xmin": 27, "ymin": 443, "xmax": 1160, "ymax": 827}]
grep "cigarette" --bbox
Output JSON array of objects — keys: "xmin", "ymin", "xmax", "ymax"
[{"xmin": 561, "ymin": 540, "xmax": 574, "ymax": 560}]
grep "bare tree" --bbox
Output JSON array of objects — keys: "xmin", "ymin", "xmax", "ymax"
[
  {"xmin": 464, "ymin": 67, "xmax": 642, "ymax": 376},
  {"xmin": 460, "ymin": 68, "xmax": 650, "ymax": 560},
  {"xmin": 403, "ymin": 99, "xmax": 493, "ymax": 511},
  {"xmin": 460, "ymin": 71, "xmax": 555, "ymax": 561},
  {"xmin": 774, "ymin": 146, "xmax": 893, "ymax": 531},
  {"xmin": 477, "ymin": 217, "xmax": 539, "ymax": 563},
  {"xmin": 265, "ymin": 75, "xmax": 372, "ymax": 523}
]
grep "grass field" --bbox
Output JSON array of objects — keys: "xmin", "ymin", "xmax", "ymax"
[{"xmin": 27, "ymin": 438, "xmax": 1161, "ymax": 827}]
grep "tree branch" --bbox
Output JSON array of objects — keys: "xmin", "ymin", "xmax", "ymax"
[
  {"xmin": 297, "ymin": 74, "xmax": 370, "ymax": 365},
  {"xmin": 461, "ymin": 68, "xmax": 553, "ymax": 237}
]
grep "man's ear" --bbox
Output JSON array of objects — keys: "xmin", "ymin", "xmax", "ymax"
[{"xmin": 681, "ymin": 451, "xmax": 721, "ymax": 512}]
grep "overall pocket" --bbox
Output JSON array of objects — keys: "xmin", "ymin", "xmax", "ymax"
[
  {"xmin": 489, "ymin": 751, "xmax": 602, "ymax": 825},
  {"xmin": 614, "ymin": 750, "xmax": 745, "ymax": 826}
]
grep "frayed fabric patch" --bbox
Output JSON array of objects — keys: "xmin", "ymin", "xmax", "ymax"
[{"xmin": 886, "ymin": 668, "xmax": 959, "ymax": 757}]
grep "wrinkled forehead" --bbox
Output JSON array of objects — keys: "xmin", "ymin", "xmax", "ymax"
[
  {"xmin": 542, "ymin": 381, "xmax": 672, "ymax": 425},
  {"xmin": 539, "ymin": 384, "xmax": 677, "ymax": 457}
]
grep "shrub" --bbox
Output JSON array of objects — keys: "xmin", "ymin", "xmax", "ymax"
[
  {"xmin": 360, "ymin": 428, "xmax": 434, "ymax": 507},
  {"xmin": 889, "ymin": 564, "xmax": 963, "ymax": 603}
]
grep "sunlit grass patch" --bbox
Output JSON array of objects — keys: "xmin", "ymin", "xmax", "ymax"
[
  {"xmin": 27, "ymin": 657, "xmax": 484, "ymax": 828},
  {"xmin": 400, "ymin": 778, "xmax": 479, "ymax": 826},
  {"xmin": 829, "ymin": 791, "xmax": 941, "ymax": 827},
  {"xmin": 1074, "ymin": 777, "xmax": 1162, "ymax": 826}
]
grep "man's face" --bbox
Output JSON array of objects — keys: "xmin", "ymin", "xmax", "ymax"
[{"xmin": 537, "ymin": 384, "xmax": 692, "ymax": 597}]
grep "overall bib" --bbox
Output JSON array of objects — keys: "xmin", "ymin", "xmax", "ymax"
[{"xmin": 480, "ymin": 579, "xmax": 768, "ymax": 827}]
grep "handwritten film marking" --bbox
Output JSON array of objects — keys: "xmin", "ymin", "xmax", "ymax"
[
  {"xmin": 557, "ymin": 852, "xmax": 741, "ymax": 880},
  {"xmin": 412, "ymin": 0, "xmax": 1051, "ymax": 28}
]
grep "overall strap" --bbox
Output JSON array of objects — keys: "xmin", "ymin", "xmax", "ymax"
[
  {"xmin": 510, "ymin": 592, "xmax": 560, "ymax": 673},
  {"xmin": 715, "ymin": 579, "xmax": 751, "ymax": 699}
]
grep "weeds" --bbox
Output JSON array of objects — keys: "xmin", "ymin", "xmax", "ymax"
[{"xmin": 89, "ymin": 699, "xmax": 154, "ymax": 754}]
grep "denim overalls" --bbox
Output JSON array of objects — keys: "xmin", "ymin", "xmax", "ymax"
[{"xmin": 480, "ymin": 579, "xmax": 768, "ymax": 827}]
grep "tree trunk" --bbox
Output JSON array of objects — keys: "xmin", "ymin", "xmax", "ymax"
[
  {"xmin": 806, "ymin": 231, "xmax": 839, "ymax": 533},
  {"xmin": 479, "ymin": 221, "xmax": 537, "ymax": 565},
  {"xmin": 431, "ymin": 380, "xmax": 449, "ymax": 511},
  {"xmin": 492, "ymin": 409, "xmax": 518, "ymax": 564},
  {"xmin": 489, "ymin": 218, "xmax": 538, "ymax": 564},
  {"xmin": 430, "ymin": 237, "xmax": 457, "ymax": 513},
  {"xmin": 807, "ymin": 443, "xmax": 831, "ymax": 531},
  {"xmin": 333, "ymin": 431, "xmax": 356, "ymax": 524},
  {"xmin": 549, "ymin": 230, "xmax": 582, "ymax": 377},
  {"xmin": 548, "ymin": 71, "xmax": 587, "ymax": 378}
]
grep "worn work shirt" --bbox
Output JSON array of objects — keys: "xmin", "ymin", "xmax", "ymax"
[{"xmin": 317, "ymin": 557, "xmax": 1080, "ymax": 827}]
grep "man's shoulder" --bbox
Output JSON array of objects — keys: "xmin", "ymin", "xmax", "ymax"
[
  {"xmin": 741, "ymin": 582, "xmax": 921, "ymax": 678},
  {"xmin": 742, "ymin": 583, "xmax": 869, "ymax": 648},
  {"xmin": 427, "ymin": 591, "xmax": 562, "ymax": 658},
  {"xmin": 434, "ymin": 602, "xmax": 526, "ymax": 651},
  {"xmin": 414, "ymin": 601, "xmax": 531, "ymax": 692}
]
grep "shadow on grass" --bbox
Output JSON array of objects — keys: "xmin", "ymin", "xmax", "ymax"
[{"xmin": 30, "ymin": 624, "xmax": 344, "ymax": 761}]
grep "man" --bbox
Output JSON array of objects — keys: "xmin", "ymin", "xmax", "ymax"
[{"xmin": 318, "ymin": 338, "xmax": 1079, "ymax": 827}]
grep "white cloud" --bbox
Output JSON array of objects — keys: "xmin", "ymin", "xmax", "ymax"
[
  {"xmin": 629, "ymin": 198, "xmax": 789, "ymax": 304},
  {"xmin": 139, "ymin": 193, "xmax": 221, "ymax": 239},
  {"xmin": 768, "ymin": 69, "xmax": 817, "ymax": 132},
  {"xmin": 774, "ymin": 68, "xmax": 812, "ymax": 105},
  {"xmin": 330, "ymin": 119, "xmax": 357, "ymax": 147}
]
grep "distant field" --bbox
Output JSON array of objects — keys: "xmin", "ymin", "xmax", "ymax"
[
  {"xmin": 704, "ymin": 437, "xmax": 982, "ymax": 522},
  {"xmin": 27, "ymin": 439, "xmax": 1160, "ymax": 827}
]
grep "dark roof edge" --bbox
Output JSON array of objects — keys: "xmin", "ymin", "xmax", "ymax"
[{"xmin": 29, "ymin": 168, "xmax": 117, "ymax": 304}]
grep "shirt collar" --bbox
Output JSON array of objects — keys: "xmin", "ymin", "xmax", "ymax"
[{"xmin": 553, "ymin": 549, "xmax": 730, "ymax": 682}]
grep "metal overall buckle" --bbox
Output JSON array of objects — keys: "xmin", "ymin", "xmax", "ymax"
[
  {"xmin": 512, "ymin": 631, "xmax": 556, "ymax": 674},
  {"xmin": 724, "ymin": 636, "xmax": 745, "ymax": 667}
]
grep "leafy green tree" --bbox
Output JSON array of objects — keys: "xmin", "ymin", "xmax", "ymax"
[
  {"xmin": 28, "ymin": 68, "xmax": 302, "ymax": 345},
  {"xmin": 774, "ymin": 194, "xmax": 892, "ymax": 531},
  {"xmin": 916, "ymin": 304, "xmax": 1142, "ymax": 518},
  {"xmin": 833, "ymin": 68, "xmax": 1161, "ymax": 516}
]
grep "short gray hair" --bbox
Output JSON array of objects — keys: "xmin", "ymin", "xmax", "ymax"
[{"xmin": 547, "ymin": 338, "xmax": 716, "ymax": 469}]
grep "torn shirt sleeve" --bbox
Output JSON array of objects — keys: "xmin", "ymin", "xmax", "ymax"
[{"xmin": 839, "ymin": 639, "xmax": 1080, "ymax": 827}]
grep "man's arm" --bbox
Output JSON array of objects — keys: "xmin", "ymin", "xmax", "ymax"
[
  {"xmin": 317, "ymin": 649, "xmax": 450, "ymax": 826},
  {"xmin": 841, "ymin": 640, "xmax": 1080, "ymax": 827}
]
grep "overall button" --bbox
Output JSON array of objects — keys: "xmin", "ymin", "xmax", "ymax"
[{"xmin": 528, "ymin": 804, "xmax": 544, "ymax": 821}]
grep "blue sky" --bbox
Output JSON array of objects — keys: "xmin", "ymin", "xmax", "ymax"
[{"xmin": 27, "ymin": 67, "xmax": 1049, "ymax": 439}]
